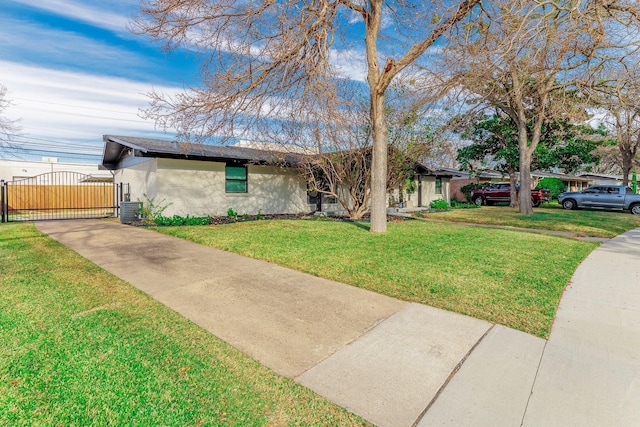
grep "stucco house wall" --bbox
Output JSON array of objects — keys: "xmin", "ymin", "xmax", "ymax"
[
  {"xmin": 420, "ymin": 176, "xmax": 450, "ymax": 205},
  {"xmin": 102, "ymin": 135, "xmax": 452, "ymax": 217},
  {"xmin": 114, "ymin": 158, "xmax": 157, "ymax": 202},
  {"xmin": 113, "ymin": 156, "xmax": 309, "ymax": 217},
  {"xmin": 388, "ymin": 176, "xmax": 451, "ymax": 208}
]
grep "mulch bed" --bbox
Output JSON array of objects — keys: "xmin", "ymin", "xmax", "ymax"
[{"xmin": 125, "ymin": 213, "xmax": 408, "ymax": 227}]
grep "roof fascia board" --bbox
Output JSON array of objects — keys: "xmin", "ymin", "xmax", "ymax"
[{"xmin": 107, "ymin": 136, "xmax": 150, "ymax": 153}]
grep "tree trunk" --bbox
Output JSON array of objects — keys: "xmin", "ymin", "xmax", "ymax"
[
  {"xmin": 622, "ymin": 164, "xmax": 632, "ymax": 186},
  {"xmin": 518, "ymin": 138, "xmax": 535, "ymax": 214},
  {"xmin": 369, "ymin": 92, "xmax": 388, "ymax": 232},
  {"xmin": 508, "ymin": 168, "xmax": 518, "ymax": 208},
  {"xmin": 619, "ymin": 142, "xmax": 633, "ymax": 186}
]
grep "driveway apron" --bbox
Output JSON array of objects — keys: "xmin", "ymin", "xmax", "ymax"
[{"xmin": 35, "ymin": 219, "xmax": 405, "ymax": 378}]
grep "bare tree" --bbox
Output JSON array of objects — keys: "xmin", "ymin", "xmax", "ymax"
[
  {"xmin": 0, "ymin": 84, "xmax": 21, "ymax": 154},
  {"xmin": 276, "ymin": 83, "xmax": 435, "ymax": 220},
  {"xmin": 439, "ymin": 0, "xmax": 640, "ymax": 213},
  {"xmin": 585, "ymin": 67, "xmax": 640, "ymax": 185},
  {"xmin": 133, "ymin": 0, "xmax": 481, "ymax": 232}
]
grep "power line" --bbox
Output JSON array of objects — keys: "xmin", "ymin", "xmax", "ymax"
[
  {"xmin": 1, "ymin": 149, "xmax": 102, "ymax": 162},
  {"xmin": 9, "ymin": 139, "xmax": 103, "ymax": 153},
  {"xmin": 2, "ymin": 145, "xmax": 101, "ymax": 155},
  {"xmin": 11, "ymin": 137, "xmax": 102, "ymax": 147},
  {"xmin": 17, "ymin": 135, "xmax": 101, "ymax": 145}
]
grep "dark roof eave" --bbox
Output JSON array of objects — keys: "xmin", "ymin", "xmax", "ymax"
[{"xmin": 100, "ymin": 135, "xmax": 304, "ymax": 169}]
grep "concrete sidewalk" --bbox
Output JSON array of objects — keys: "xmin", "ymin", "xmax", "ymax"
[{"xmin": 35, "ymin": 220, "xmax": 640, "ymax": 426}]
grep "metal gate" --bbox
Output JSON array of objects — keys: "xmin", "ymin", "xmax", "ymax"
[{"xmin": 1, "ymin": 172, "xmax": 129, "ymax": 222}]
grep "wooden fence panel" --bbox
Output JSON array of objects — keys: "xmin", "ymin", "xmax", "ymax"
[{"xmin": 7, "ymin": 185, "xmax": 115, "ymax": 211}]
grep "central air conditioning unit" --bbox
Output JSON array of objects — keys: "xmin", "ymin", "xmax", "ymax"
[{"xmin": 120, "ymin": 201, "xmax": 141, "ymax": 223}]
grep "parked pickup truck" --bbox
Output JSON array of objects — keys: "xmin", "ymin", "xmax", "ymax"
[
  {"xmin": 471, "ymin": 183, "xmax": 551, "ymax": 207},
  {"xmin": 558, "ymin": 185, "xmax": 640, "ymax": 215}
]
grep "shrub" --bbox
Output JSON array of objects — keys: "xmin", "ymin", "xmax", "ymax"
[
  {"xmin": 137, "ymin": 194, "xmax": 172, "ymax": 223},
  {"xmin": 227, "ymin": 208, "xmax": 238, "ymax": 219},
  {"xmin": 459, "ymin": 183, "xmax": 486, "ymax": 202},
  {"xmin": 430, "ymin": 199, "xmax": 450, "ymax": 210},
  {"xmin": 153, "ymin": 215, "xmax": 212, "ymax": 226},
  {"xmin": 450, "ymin": 200, "xmax": 479, "ymax": 209},
  {"xmin": 536, "ymin": 177, "xmax": 566, "ymax": 200}
]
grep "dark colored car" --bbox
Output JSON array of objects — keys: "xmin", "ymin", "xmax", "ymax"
[{"xmin": 471, "ymin": 183, "xmax": 551, "ymax": 207}]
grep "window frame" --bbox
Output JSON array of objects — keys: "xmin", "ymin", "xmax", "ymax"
[
  {"xmin": 225, "ymin": 163, "xmax": 248, "ymax": 194},
  {"xmin": 435, "ymin": 177, "xmax": 442, "ymax": 194}
]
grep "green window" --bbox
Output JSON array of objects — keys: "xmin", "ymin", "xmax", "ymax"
[
  {"xmin": 225, "ymin": 165, "xmax": 247, "ymax": 193},
  {"xmin": 435, "ymin": 178, "xmax": 442, "ymax": 194}
]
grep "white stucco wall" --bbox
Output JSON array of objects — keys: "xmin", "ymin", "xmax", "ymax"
[
  {"xmin": 420, "ymin": 176, "xmax": 451, "ymax": 206},
  {"xmin": 388, "ymin": 176, "xmax": 451, "ymax": 208},
  {"xmin": 117, "ymin": 158, "xmax": 309, "ymax": 217},
  {"xmin": 113, "ymin": 158, "xmax": 158, "ymax": 205}
]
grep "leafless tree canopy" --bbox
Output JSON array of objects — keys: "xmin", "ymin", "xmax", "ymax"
[
  {"xmin": 583, "ymin": 64, "xmax": 640, "ymax": 184},
  {"xmin": 133, "ymin": 0, "xmax": 481, "ymax": 231},
  {"xmin": 438, "ymin": 0, "xmax": 640, "ymax": 213},
  {"xmin": 0, "ymin": 84, "xmax": 21, "ymax": 155}
]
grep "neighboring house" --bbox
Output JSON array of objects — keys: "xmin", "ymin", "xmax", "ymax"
[
  {"xmin": 233, "ymin": 140, "xmax": 318, "ymax": 154},
  {"xmin": 100, "ymin": 135, "xmax": 451, "ymax": 217},
  {"xmin": 530, "ymin": 171, "xmax": 591, "ymax": 192},
  {"xmin": 577, "ymin": 173, "xmax": 625, "ymax": 186},
  {"xmin": 439, "ymin": 168, "xmax": 508, "ymax": 202},
  {"xmin": 442, "ymin": 167, "xmax": 592, "ymax": 201},
  {"xmin": 0, "ymin": 158, "xmax": 109, "ymax": 182},
  {"xmin": 388, "ymin": 165, "xmax": 453, "ymax": 208}
]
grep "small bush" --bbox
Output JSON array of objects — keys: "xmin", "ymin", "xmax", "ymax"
[
  {"xmin": 227, "ymin": 208, "xmax": 238, "ymax": 219},
  {"xmin": 536, "ymin": 177, "xmax": 566, "ymax": 200},
  {"xmin": 137, "ymin": 194, "xmax": 172, "ymax": 223},
  {"xmin": 459, "ymin": 183, "xmax": 487, "ymax": 202},
  {"xmin": 153, "ymin": 215, "xmax": 212, "ymax": 226},
  {"xmin": 430, "ymin": 199, "xmax": 450, "ymax": 210},
  {"xmin": 451, "ymin": 200, "xmax": 479, "ymax": 209}
]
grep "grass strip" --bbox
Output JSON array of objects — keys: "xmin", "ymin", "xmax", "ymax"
[
  {"xmin": 421, "ymin": 204, "xmax": 640, "ymax": 238},
  {"xmin": 157, "ymin": 219, "xmax": 597, "ymax": 338},
  {"xmin": 0, "ymin": 223, "xmax": 367, "ymax": 426}
]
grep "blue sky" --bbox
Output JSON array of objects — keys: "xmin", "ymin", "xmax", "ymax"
[
  {"xmin": 1, "ymin": 0, "xmax": 204, "ymax": 163},
  {"xmin": 0, "ymin": 0, "xmax": 425, "ymax": 164}
]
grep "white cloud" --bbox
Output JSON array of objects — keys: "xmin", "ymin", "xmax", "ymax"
[
  {"xmin": 1, "ymin": 61, "xmax": 181, "ymax": 149},
  {"xmin": 330, "ymin": 48, "xmax": 367, "ymax": 82},
  {"xmin": 8, "ymin": 0, "xmax": 134, "ymax": 34},
  {"xmin": 0, "ymin": 16, "xmax": 147, "ymax": 75}
]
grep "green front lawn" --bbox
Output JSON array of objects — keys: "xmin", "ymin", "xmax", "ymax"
[
  {"xmin": 156, "ymin": 219, "xmax": 597, "ymax": 338},
  {"xmin": 421, "ymin": 204, "xmax": 640, "ymax": 238},
  {"xmin": 0, "ymin": 223, "xmax": 367, "ymax": 426}
]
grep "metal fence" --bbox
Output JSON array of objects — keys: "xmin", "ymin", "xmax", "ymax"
[{"xmin": 1, "ymin": 172, "xmax": 129, "ymax": 222}]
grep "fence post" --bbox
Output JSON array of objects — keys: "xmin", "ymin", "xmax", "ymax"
[{"xmin": 1, "ymin": 180, "xmax": 5, "ymax": 223}]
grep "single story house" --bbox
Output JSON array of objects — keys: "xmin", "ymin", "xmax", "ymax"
[
  {"xmin": 100, "ymin": 135, "xmax": 451, "ymax": 217},
  {"xmin": 388, "ymin": 165, "xmax": 453, "ymax": 208},
  {"xmin": 530, "ymin": 171, "xmax": 591, "ymax": 192},
  {"xmin": 442, "ymin": 167, "xmax": 592, "ymax": 201},
  {"xmin": 577, "ymin": 173, "xmax": 628, "ymax": 186},
  {"xmin": 439, "ymin": 168, "xmax": 508, "ymax": 202}
]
